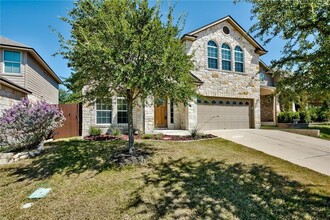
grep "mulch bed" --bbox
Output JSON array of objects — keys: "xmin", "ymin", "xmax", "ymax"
[
  {"xmin": 109, "ymin": 149, "xmax": 151, "ymax": 166},
  {"xmin": 83, "ymin": 134, "xmax": 216, "ymax": 141},
  {"xmin": 83, "ymin": 134, "xmax": 120, "ymax": 141}
]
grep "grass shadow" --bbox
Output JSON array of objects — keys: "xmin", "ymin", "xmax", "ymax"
[
  {"xmin": 128, "ymin": 158, "xmax": 330, "ymax": 219},
  {"xmin": 4, "ymin": 139, "xmax": 153, "ymax": 181}
]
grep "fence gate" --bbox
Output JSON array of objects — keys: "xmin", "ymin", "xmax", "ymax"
[{"xmin": 53, "ymin": 104, "xmax": 81, "ymax": 139}]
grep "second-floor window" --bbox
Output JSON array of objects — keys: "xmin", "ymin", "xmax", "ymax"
[
  {"xmin": 207, "ymin": 41, "xmax": 218, "ymax": 69},
  {"xmin": 4, "ymin": 50, "xmax": 21, "ymax": 74},
  {"xmin": 235, "ymin": 46, "xmax": 244, "ymax": 72},
  {"xmin": 117, "ymin": 98, "xmax": 128, "ymax": 124},
  {"xmin": 221, "ymin": 43, "xmax": 231, "ymax": 71}
]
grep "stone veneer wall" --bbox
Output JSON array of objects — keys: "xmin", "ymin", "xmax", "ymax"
[
  {"xmin": 82, "ymin": 96, "xmax": 143, "ymax": 136},
  {"xmin": 261, "ymin": 95, "xmax": 274, "ymax": 122},
  {"xmin": 0, "ymin": 84, "xmax": 27, "ymax": 116},
  {"xmin": 82, "ymin": 96, "xmax": 188, "ymax": 136},
  {"xmin": 185, "ymin": 20, "xmax": 261, "ymax": 128}
]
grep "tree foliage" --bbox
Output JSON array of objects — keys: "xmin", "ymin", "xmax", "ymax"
[
  {"xmin": 238, "ymin": 0, "xmax": 330, "ymax": 98},
  {"xmin": 56, "ymin": 0, "xmax": 196, "ymax": 151}
]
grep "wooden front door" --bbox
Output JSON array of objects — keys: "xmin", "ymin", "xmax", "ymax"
[{"xmin": 154, "ymin": 102, "xmax": 167, "ymax": 128}]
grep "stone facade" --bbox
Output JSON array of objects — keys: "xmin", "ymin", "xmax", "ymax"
[
  {"xmin": 82, "ymin": 96, "xmax": 187, "ymax": 136},
  {"xmin": 185, "ymin": 20, "xmax": 261, "ymax": 128},
  {"xmin": 261, "ymin": 95, "xmax": 274, "ymax": 122},
  {"xmin": 0, "ymin": 83, "xmax": 27, "ymax": 116},
  {"xmin": 82, "ymin": 17, "xmax": 269, "ymax": 135}
]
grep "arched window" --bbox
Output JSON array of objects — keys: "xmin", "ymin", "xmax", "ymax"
[
  {"xmin": 207, "ymin": 41, "xmax": 218, "ymax": 69},
  {"xmin": 235, "ymin": 46, "xmax": 244, "ymax": 72},
  {"xmin": 222, "ymin": 43, "xmax": 231, "ymax": 71}
]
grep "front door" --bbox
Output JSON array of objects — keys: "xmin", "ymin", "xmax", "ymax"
[{"xmin": 154, "ymin": 101, "xmax": 167, "ymax": 128}]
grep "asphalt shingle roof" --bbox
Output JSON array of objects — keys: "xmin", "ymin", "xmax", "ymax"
[{"xmin": 0, "ymin": 35, "xmax": 30, "ymax": 48}]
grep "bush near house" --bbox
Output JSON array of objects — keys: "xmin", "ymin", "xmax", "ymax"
[
  {"xmin": 0, "ymin": 98, "xmax": 65, "ymax": 152},
  {"xmin": 278, "ymin": 112, "xmax": 300, "ymax": 123},
  {"xmin": 278, "ymin": 108, "xmax": 329, "ymax": 124},
  {"xmin": 89, "ymin": 126, "xmax": 102, "ymax": 136}
]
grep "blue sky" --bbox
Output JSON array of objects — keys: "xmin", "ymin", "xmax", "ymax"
[{"xmin": 0, "ymin": 0, "xmax": 284, "ymax": 88}]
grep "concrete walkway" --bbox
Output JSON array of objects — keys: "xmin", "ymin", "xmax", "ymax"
[{"xmin": 206, "ymin": 129, "xmax": 330, "ymax": 176}]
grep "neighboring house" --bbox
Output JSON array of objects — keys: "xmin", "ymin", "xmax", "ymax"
[
  {"xmin": 0, "ymin": 36, "xmax": 61, "ymax": 115},
  {"xmin": 82, "ymin": 15, "xmax": 278, "ymax": 136}
]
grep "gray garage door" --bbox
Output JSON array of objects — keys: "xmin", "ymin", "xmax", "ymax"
[{"xmin": 197, "ymin": 98, "xmax": 251, "ymax": 130}]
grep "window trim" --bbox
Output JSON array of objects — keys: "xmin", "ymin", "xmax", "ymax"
[
  {"xmin": 117, "ymin": 97, "xmax": 128, "ymax": 124},
  {"xmin": 3, "ymin": 50, "xmax": 22, "ymax": 75},
  {"xmin": 207, "ymin": 40, "xmax": 218, "ymax": 69},
  {"xmin": 221, "ymin": 43, "xmax": 232, "ymax": 71},
  {"xmin": 234, "ymin": 46, "xmax": 244, "ymax": 73},
  {"xmin": 95, "ymin": 101, "xmax": 112, "ymax": 125}
]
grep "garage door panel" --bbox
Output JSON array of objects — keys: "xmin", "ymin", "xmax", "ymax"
[{"xmin": 197, "ymin": 98, "xmax": 251, "ymax": 130}]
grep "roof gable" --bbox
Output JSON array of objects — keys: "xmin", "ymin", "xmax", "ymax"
[
  {"xmin": 0, "ymin": 35, "xmax": 62, "ymax": 84},
  {"xmin": 0, "ymin": 36, "xmax": 29, "ymax": 48},
  {"xmin": 182, "ymin": 15, "xmax": 267, "ymax": 55}
]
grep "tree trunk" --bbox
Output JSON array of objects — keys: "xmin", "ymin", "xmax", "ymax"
[{"xmin": 127, "ymin": 96, "xmax": 134, "ymax": 154}]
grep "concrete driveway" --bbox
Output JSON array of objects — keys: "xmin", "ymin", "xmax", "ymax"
[{"xmin": 206, "ymin": 129, "xmax": 330, "ymax": 176}]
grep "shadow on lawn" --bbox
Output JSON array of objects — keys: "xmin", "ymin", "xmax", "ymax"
[
  {"xmin": 129, "ymin": 158, "xmax": 330, "ymax": 219},
  {"xmin": 5, "ymin": 139, "xmax": 152, "ymax": 181}
]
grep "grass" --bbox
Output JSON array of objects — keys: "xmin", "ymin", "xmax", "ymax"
[
  {"xmin": 0, "ymin": 138, "xmax": 329, "ymax": 219},
  {"xmin": 309, "ymin": 124, "xmax": 330, "ymax": 140},
  {"xmin": 262, "ymin": 123, "xmax": 330, "ymax": 140}
]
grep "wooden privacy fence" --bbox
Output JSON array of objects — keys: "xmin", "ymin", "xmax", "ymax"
[{"xmin": 53, "ymin": 103, "xmax": 82, "ymax": 139}]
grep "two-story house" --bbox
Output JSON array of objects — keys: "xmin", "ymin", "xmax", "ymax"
[
  {"xmin": 82, "ymin": 16, "xmax": 278, "ymax": 136},
  {"xmin": 0, "ymin": 36, "xmax": 61, "ymax": 114}
]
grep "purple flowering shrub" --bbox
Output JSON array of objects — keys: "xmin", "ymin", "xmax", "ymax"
[{"xmin": 0, "ymin": 98, "xmax": 65, "ymax": 151}]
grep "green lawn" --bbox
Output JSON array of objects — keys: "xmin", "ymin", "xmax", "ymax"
[
  {"xmin": 262, "ymin": 123, "xmax": 330, "ymax": 140},
  {"xmin": 0, "ymin": 138, "xmax": 329, "ymax": 219},
  {"xmin": 309, "ymin": 124, "xmax": 330, "ymax": 140}
]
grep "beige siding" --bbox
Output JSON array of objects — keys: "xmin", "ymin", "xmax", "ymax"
[
  {"xmin": 0, "ymin": 48, "xmax": 27, "ymax": 88},
  {"xmin": 26, "ymin": 54, "xmax": 59, "ymax": 104}
]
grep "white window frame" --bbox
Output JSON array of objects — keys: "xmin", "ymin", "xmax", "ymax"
[
  {"xmin": 207, "ymin": 41, "xmax": 218, "ymax": 69},
  {"xmin": 234, "ymin": 46, "xmax": 244, "ymax": 73},
  {"xmin": 117, "ymin": 97, "xmax": 128, "ymax": 124},
  {"xmin": 3, "ymin": 50, "xmax": 22, "ymax": 75},
  {"xmin": 221, "ymin": 43, "xmax": 232, "ymax": 71},
  {"xmin": 95, "ymin": 101, "xmax": 112, "ymax": 125}
]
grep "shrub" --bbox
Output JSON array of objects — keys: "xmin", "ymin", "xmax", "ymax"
[
  {"xmin": 154, "ymin": 133, "xmax": 164, "ymax": 140},
  {"xmin": 89, "ymin": 126, "xmax": 102, "ymax": 136},
  {"xmin": 299, "ymin": 111, "xmax": 311, "ymax": 123},
  {"xmin": 111, "ymin": 127, "xmax": 122, "ymax": 137},
  {"xmin": 0, "ymin": 98, "xmax": 65, "ymax": 152},
  {"xmin": 190, "ymin": 128, "xmax": 202, "ymax": 139},
  {"xmin": 278, "ymin": 111, "xmax": 300, "ymax": 123},
  {"xmin": 141, "ymin": 134, "xmax": 153, "ymax": 139},
  {"xmin": 308, "ymin": 106, "xmax": 329, "ymax": 122}
]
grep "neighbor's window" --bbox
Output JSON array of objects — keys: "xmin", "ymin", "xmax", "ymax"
[
  {"xmin": 117, "ymin": 98, "xmax": 128, "ymax": 124},
  {"xmin": 4, "ymin": 50, "xmax": 21, "ymax": 74},
  {"xmin": 207, "ymin": 41, "xmax": 218, "ymax": 69},
  {"xmin": 96, "ymin": 101, "xmax": 112, "ymax": 124},
  {"xmin": 221, "ymin": 43, "xmax": 231, "ymax": 71},
  {"xmin": 234, "ymin": 46, "xmax": 244, "ymax": 72},
  {"xmin": 259, "ymin": 73, "xmax": 265, "ymax": 81}
]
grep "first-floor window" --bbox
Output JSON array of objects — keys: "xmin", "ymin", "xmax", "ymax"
[
  {"xmin": 96, "ymin": 101, "xmax": 112, "ymax": 124},
  {"xmin": 117, "ymin": 98, "xmax": 128, "ymax": 124}
]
